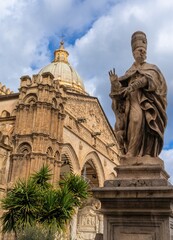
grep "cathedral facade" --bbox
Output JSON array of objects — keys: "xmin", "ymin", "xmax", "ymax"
[{"xmin": 0, "ymin": 42, "xmax": 120, "ymax": 239}]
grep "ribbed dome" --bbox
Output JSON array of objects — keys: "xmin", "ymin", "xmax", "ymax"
[{"xmin": 39, "ymin": 41, "xmax": 86, "ymax": 95}]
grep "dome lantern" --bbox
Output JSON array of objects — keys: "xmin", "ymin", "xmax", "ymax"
[
  {"xmin": 39, "ymin": 41, "xmax": 87, "ymax": 95},
  {"xmin": 54, "ymin": 41, "xmax": 69, "ymax": 63}
]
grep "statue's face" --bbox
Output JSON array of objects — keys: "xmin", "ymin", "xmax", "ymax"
[{"xmin": 133, "ymin": 47, "xmax": 146, "ymax": 64}]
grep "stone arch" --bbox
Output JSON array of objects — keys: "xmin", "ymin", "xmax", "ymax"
[
  {"xmin": 61, "ymin": 144, "xmax": 80, "ymax": 174},
  {"xmin": 59, "ymin": 103, "xmax": 64, "ymax": 113},
  {"xmin": 24, "ymin": 93, "xmax": 37, "ymax": 104},
  {"xmin": 60, "ymin": 153, "xmax": 72, "ymax": 178},
  {"xmin": 47, "ymin": 146, "xmax": 53, "ymax": 157},
  {"xmin": 17, "ymin": 142, "xmax": 32, "ymax": 155},
  {"xmin": 54, "ymin": 151, "xmax": 60, "ymax": 161},
  {"xmin": 52, "ymin": 98, "xmax": 57, "ymax": 108},
  {"xmin": 0, "ymin": 133, "xmax": 10, "ymax": 145},
  {"xmin": 12, "ymin": 142, "xmax": 32, "ymax": 181},
  {"xmin": 82, "ymin": 151, "xmax": 105, "ymax": 187},
  {"xmin": 1, "ymin": 110, "xmax": 10, "ymax": 118}
]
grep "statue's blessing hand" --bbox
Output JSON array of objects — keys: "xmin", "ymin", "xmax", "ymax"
[{"xmin": 109, "ymin": 68, "xmax": 118, "ymax": 82}]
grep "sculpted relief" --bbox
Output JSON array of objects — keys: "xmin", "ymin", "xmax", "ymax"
[
  {"xmin": 0, "ymin": 123, "xmax": 13, "ymax": 185},
  {"xmin": 0, "ymin": 123, "xmax": 14, "ymax": 136},
  {"xmin": 65, "ymin": 98, "xmax": 116, "ymax": 144},
  {"xmin": 109, "ymin": 31, "xmax": 167, "ymax": 159},
  {"xmin": 77, "ymin": 199, "xmax": 103, "ymax": 240},
  {"xmin": 0, "ymin": 148, "xmax": 9, "ymax": 184}
]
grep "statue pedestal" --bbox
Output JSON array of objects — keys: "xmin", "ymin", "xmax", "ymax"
[{"xmin": 93, "ymin": 162, "xmax": 173, "ymax": 240}]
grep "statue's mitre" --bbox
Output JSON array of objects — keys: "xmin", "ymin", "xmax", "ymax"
[{"xmin": 131, "ymin": 31, "xmax": 147, "ymax": 51}]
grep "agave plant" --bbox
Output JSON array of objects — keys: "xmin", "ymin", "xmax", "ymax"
[
  {"xmin": 1, "ymin": 165, "xmax": 90, "ymax": 238},
  {"xmin": 31, "ymin": 164, "xmax": 52, "ymax": 190},
  {"xmin": 39, "ymin": 186, "xmax": 75, "ymax": 232},
  {"xmin": 59, "ymin": 173, "xmax": 91, "ymax": 206},
  {"xmin": 1, "ymin": 178, "xmax": 41, "ymax": 237}
]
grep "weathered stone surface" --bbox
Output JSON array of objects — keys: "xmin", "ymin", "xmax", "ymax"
[
  {"xmin": 0, "ymin": 42, "xmax": 119, "ymax": 240},
  {"xmin": 93, "ymin": 183, "xmax": 173, "ymax": 240},
  {"xmin": 93, "ymin": 161, "xmax": 173, "ymax": 239},
  {"xmin": 77, "ymin": 198, "xmax": 103, "ymax": 240},
  {"xmin": 104, "ymin": 178, "xmax": 168, "ymax": 187},
  {"xmin": 93, "ymin": 31, "xmax": 172, "ymax": 240},
  {"xmin": 114, "ymin": 164, "xmax": 169, "ymax": 180},
  {"xmin": 109, "ymin": 31, "xmax": 167, "ymax": 158},
  {"xmin": 120, "ymin": 155, "xmax": 164, "ymax": 166}
]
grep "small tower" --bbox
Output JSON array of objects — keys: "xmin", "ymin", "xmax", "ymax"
[
  {"xmin": 9, "ymin": 72, "xmax": 66, "ymax": 184},
  {"xmin": 54, "ymin": 41, "xmax": 69, "ymax": 63}
]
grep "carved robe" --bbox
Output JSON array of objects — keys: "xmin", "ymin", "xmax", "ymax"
[{"xmin": 112, "ymin": 62, "xmax": 167, "ymax": 157}]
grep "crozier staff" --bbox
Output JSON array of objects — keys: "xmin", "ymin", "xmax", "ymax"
[{"xmin": 109, "ymin": 31, "xmax": 167, "ymax": 158}]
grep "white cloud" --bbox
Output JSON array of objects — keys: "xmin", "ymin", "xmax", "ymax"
[
  {"xmin": 156, "ymin": 28, "xmax": 173, "ymax": 53},
  {"xmin": 0, "ymin": 0, "xmax": 115, "ymax": 90},
  {"xmin": 160, "ymin": 149, "xmax": 173, "ymax": 183},
  {"xmin": 84, "ymin": 77, "xmax": 97, "ymax": 96},
  {"xmin": 0, "ymin": 0, "xmax": 173, "ymax": 179},
  {"xmin": 157, "ymin": 0, "xmax": 173, "ymax": 8},
  {"xmin": 68, "ymin": 0, "xmax": 173, "ymax": 146}
]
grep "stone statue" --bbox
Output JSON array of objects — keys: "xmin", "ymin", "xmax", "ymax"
[{"xmin": 109, "ymin": 31, "xmax": 167, "ymax": 158}]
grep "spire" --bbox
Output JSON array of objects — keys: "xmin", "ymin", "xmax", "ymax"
[
  {"xmin": 54, "ymin": 40, "xmax": 69, "ymax": 63},
  {"xmin": 59, "ymin": 40, "xmax": 64, "ymax": 49}
]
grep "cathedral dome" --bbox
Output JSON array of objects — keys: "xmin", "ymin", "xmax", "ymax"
[{"xmin": 39, "ymin": 41, "xmax": 86, "ymax": 95}]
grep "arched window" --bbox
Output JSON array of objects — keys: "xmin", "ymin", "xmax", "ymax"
[
  {"xmin": 1, "ymin": 110, "xmax": 10, "ymax": 118},
  {"xmin": 52, "ymin": 98, "xmax": 57, "ymax": 108},
  {"xmin": 24, "ymin": 94, "xmax": 37, "ymax": 105},
  {"xmin": 54, "ymin": 151, "xmax": 60, "ymax": 160},
  {"xmin": 17, "ymin": 142, "xmax": 32, "ymax": 156},
  {"xmin": 81, "ymin": 160, "xmax": 99, "ymax": 187},
  {"xmin": 59, "ymin": 103, "xmax": 64, "ymax": 113},
  {"xmin": 60, "ymin": 153, "xmax": 72, "ymax": 178},
  {"xmin": 47, "ymin": 147, "xmax": 53, "ymax": 157}
]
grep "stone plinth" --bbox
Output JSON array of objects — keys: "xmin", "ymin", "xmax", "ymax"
[
  {"xmin": 93, "ymin": 163, "xmax": 173, "ymax": 240},
  {"xmin": 109, "ymin": 164, "xmax": 170, "ymax": 188},
  {"xmin": 120, "ymin": 156, "xmax": 164, "ymax": 167}
]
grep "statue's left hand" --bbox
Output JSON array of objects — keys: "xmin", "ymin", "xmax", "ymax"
[{"xmin": 122, "ymin": 86, "xmax": 133, "ymax": 97}]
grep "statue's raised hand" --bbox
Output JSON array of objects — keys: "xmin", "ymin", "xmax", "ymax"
[{"xmin": 109, "ymin": 68, "xmax": 118, "ymax": 83}]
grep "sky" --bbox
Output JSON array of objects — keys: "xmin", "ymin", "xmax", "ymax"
[{"xmin": 0, "ymin": 0, "xmax": 173, "ymax": 181}]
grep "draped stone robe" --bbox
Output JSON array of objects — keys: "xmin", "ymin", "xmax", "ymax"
[{"xmin": 111, "ymin": 62, "xmax": 167, "ymax": 157}]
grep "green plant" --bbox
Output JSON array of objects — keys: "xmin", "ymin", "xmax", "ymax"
[
  {"xmin": 1, "ymin": 178, "xmax": 41, "ymax": 235},
  {"xmin": 1, "ymin": 165, "xmax": 90, "ymax": 238},
  {"xmin": 31, "ymin": 164, "xmax": 52, "ymax": 190},
  {"xmin": 18, "ymin": 226, "xmax": 54, "ymax": 240},
  {"xmin": 59, "ymin": 173, "xmax": 91, "ymax": 206}
]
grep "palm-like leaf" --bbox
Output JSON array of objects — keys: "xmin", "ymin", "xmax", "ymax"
[
  {"xmin": 1, "ymin": 168, "xmax": 90, "ymax": 236},
  {"xmin": 39, "ymin": 186, "xmax": 75, "ymax": 232},
  {"xmin": 59, "ymin": 174, "xmax": 90, "ymax": 206},
  {"xmin": 31, "ymin": 164, "xmax": 52, "ymax": 190},
  {"xmin": 1, "ymin": 178, "xmax": 41, "ymax": 233}
]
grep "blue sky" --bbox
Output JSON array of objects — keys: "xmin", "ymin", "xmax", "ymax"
[{"xmin": 0, "ymin": 0, "xmax": 173, "ymax": 180}]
